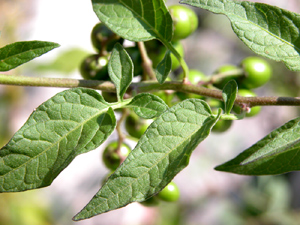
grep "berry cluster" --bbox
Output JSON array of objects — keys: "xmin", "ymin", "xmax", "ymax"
[{"xmin": 80, "ymin": 3, "xmax": 273, "ymax": 204}]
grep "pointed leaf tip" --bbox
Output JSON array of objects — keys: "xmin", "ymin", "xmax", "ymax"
[{"xmin": 73, "ymin": 99, "xmax": 219, "ymax": 220}]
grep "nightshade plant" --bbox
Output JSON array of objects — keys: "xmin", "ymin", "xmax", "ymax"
[{"xmin": 1, "ymin": 0, "xmax": 300, "ymax": 221}]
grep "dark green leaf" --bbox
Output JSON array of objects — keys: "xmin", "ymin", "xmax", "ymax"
[
  {"xmin": 155, "ymin": 51, "xmax": 172, "ymax": 84},
  {"xmin": 127, "ymin": 93, "xmax": 169, "ymax": 119},
  {"xmin": 92, "ymin": 0, "xmax": 173, "ymax": 42},
  {"xmin": 73, "ymin": 99, "xmax": 219, "ymax": 220},
  {"xmin": 180, "ymin": 0, "xmax": 300, "ymax": 71},
  {"xmin": 0, "ymin": 88, "xmax": 116, "ymax": 192},
  {"xmin": 108, "ymin": 43, "xmax": 133, "ymax": 101},
  {"xmin": 215, "ymin": 117, "xmax": 300, "ymax": 175},
  {"xmin": 0, "ymin": 41, "xmax": 60, "ymax": 71},
  {"xmin": 222, "ymin": 80, "xmax": 238, "ymax": 114}
]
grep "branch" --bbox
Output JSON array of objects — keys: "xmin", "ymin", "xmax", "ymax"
[{"xmin": 0, "ymin": 74, "xmax": 300, "ymax": 107}]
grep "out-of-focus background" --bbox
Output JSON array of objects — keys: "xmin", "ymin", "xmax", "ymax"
[{"xmin": 1, "ymin": 0, "xmax": 300, "ymax": 224}]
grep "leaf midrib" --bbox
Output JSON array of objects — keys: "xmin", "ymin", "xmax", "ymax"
[
  {"xmin": 241, "ymin": 134, "xmax": 300, "ymax": 165},
  {"xmin": 188, "ymin": 0, "xmax": 300, "ymax": 55},
  {"xmin": 223, "ymin": 2, "xmax": 300, "ymax": 53},
  {"xmin": 0, "ymin": 103, "xmax": 110, "ymax": 183},
  {"xmin": 83, "ymin": 110, "xmax": 214, "ymax": 215},
  {"xmin": 117, "ymin": 0, "xmax": 169, "ymax": 42},
  {"xmin": 0, "ymin": 43, "xmax": 56, "ymax": 64}
]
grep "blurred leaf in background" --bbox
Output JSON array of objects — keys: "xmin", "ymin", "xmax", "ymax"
[{"xmin": 31, "ymin": 48, "xmax": 89, "ymax": 75}]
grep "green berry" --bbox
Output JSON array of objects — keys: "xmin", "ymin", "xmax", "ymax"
[
  {"xmin": 169, "ymin": 5, "xmax": 198, "ymax": 41},
  {"xmin": 80, "ymin": 54, "xmax": 110, "ymax": 80},
  {"xmin": 187, "ymin": 69, "xmax": 207, "ymax": 85},
  {"xmin": 157, "ymin": 181, "xmax": 180, "ymax": 202},
  {"xmin": 146, "ymin": 40, "xmax": 184, "ymax": 71},
  {"xmin": 91, "ymin": 22, "xmax": 123, "ymax": 53},
  {"xmin": 239, "ymin": 57, "xmax": 272, "ymax": 89},
  {"xmin": 213, "ymin": 64, "xmax": 242, "ymax": 89},
  {"xmin": 212, "ymin": 119, "xmax": 233, "ymax": 133},
  {"xmin": 125, "ymin": 113, "xmax": 152, "ymax": 139},
  {"xmin": 210, "ymin": 102, "xmax": 233, "ymax": 133},
  {"xmin": 102, "ymin": 91, "xmax": 118, "ymax": 103},
  {"xmin": 102, "ymin": 141, "xmax": 131, "ymax": 171},
  {"xmin": 234, "ymin": 89, "xmax": 262, "ymax": 117}
]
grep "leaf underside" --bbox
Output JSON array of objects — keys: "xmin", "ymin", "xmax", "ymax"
[
  {"xmin": 180, "ymin": 0, "xmax": 300, "ymax": 71},
  {"xmin": 108, "ymin": 43, "xmax": 133, "ymax": 101},
  {"xmin": 222, "ymin": 80, "xmax": 238, "ymax": 114},
  {"xmin": 92, "ymin": 0, "xmax": 173, "ymax": 42},
  {"xmin": 74, "ymin": 99, "xmax": 219, "ymax": 221},
  {"xmin": 0, "ymin": 41, "xmax": 60, "ymax": 71},
  {"xmin": 127, "ymin": 93, "xmax": 169, "ymax": 119},
  {"xmin": 0, "ymin": 88, "xmax": 116, "ymax": 192},
  {"xmin": 155, "ymin": 51, "xmax": 172, "ymax": 84},
  {"xmin": 215, "ymin": 117, "xmax": 300, "ymax": 175}
]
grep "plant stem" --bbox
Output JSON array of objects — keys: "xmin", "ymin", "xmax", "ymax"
[
  {"xmin": 137, "ymin": 41, "xmax": 156, "ymax": 80},
  {"xmin": 116, "ymin": 108, "xmax": 129, "ymax": 149},
  {"xmin": 0, "ymin": 74, "xmax": 116, "ymax": 91},
  {"xmin": 204, "ymin": 68, "xmax": 244, "ymax": 85},
  {"xmin": 1, "ymin": 74, "xmax": 300, "ymax": 107},
  {"xmin": 164, "ymin": 41, "xmax": 189, "ymax": 79}
]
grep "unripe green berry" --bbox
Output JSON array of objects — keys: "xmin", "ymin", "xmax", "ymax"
[
  {"xmin": 125, "ymin": 113, "xmax": 153, "ymax": 139},
  {"xmin": 146, "ymin": 40, "xmax": 184, "ymax": 71},
  {"xmin": 157, "ymin": 181, "xmax": 180, "ymax": 202},
  {"xmin": 102, "ymin": 141, "xmax": 131, "ymax": 171},
  {"xmin": 80, "ymin": 54, "xmax": 110, "ymax": 80},
  {"xmin": 91, "ymin": 22, "xmax": 123, "ymax": 53},
  {"xmin": 213, "ymin": 64, "xmax": 242, "ymax": 89},
  {"xmin": 239, "ymin": 57, "xmax": 272, "ymax": 89},
  {"xmin": 169, "ymin": 5, "xmax": 198, "ymax": 41},
  {"xmin": 234, "ymin": 89, "xmax": 262, "ymax": 117}
]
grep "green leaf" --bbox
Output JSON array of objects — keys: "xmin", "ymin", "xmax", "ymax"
[
  {"xmin": 127, "ymin": 93, "xmax": 169, "ymax": 119},
  {"xmin": 222, "ymin": 80, "xmax": 237, "ymax": 114},
  {"xmin": 215, "ymin": 117, "xmax": 300, "ymax": 175},
  {"xmin": 73, "ymin": 99, "xmax": 219, "ymax": 221},
  {"xmin": 108, "ymin": 43, "xmax": 133, "ymax": 101},
  {"xmin": 155, "ymin": 51, "xmax": 172, "ymax": 84},
  {"xmin": 0, "ymin": 41, "xmax": 60, "ymax": 71},
  {"xmin": 180, "ymin": 0, "xmax": 300, "ymax": 71},
  {"xmin": 91, "ymin": 0, "xmax": 173, "ymax": 42},
  {"xmin": 0, "ymin": 88, "xmax": 116, "ymax": 192}
]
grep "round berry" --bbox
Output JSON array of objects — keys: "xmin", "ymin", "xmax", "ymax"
[
  {"xmin": 234, "ymin": 89, "xmax": 261, "ymax": 117},
  {"xmin": 80, "ymin": 54, "xmax": 110, "ymax": 80},
  {"xmin": 146, "ymin": 40, "xmax": 184, "ymax": 71},
  {"xmin": 213, "ymin": 64, "xmax": 242, "ymax": 89},
  {"xmin": 210, "ymin": 103, "xmax": 233, "ymax": 133},
  {"xmin": 91, "ymin": 22, "xmax": 123, "ymax": 53},
  {"xmin": 125, "ymin": 113, "xmax": 152, "ymax": 139},
  {"xmin": 157, "ymin": 181, "xmax": 180, "ymax": 202},
  {"xmin": 169, "ymin": 5, "xmax": 198, "ymax": 41},
  {"xmin": 186, "ymin": 69, "xmax": 207, "ymax": 85},
  {"xmin": 239, "ymin": 57, "xmax": 272, "ymax": 89},
  {"xmin": 212, "ymin": 119, "xmax": 233, "ymax": 133},
  {"xmin": 102, "ymin": 91, "xmax": 118, "ymax": 103},
  {"xmin": 102, "ymin": 141, "xmax": 131, "ymax": 171}
]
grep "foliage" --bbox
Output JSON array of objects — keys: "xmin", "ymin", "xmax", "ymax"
[{"xmin": 1, "ymin": 0, "xmax": 300, "ymax": 222}]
